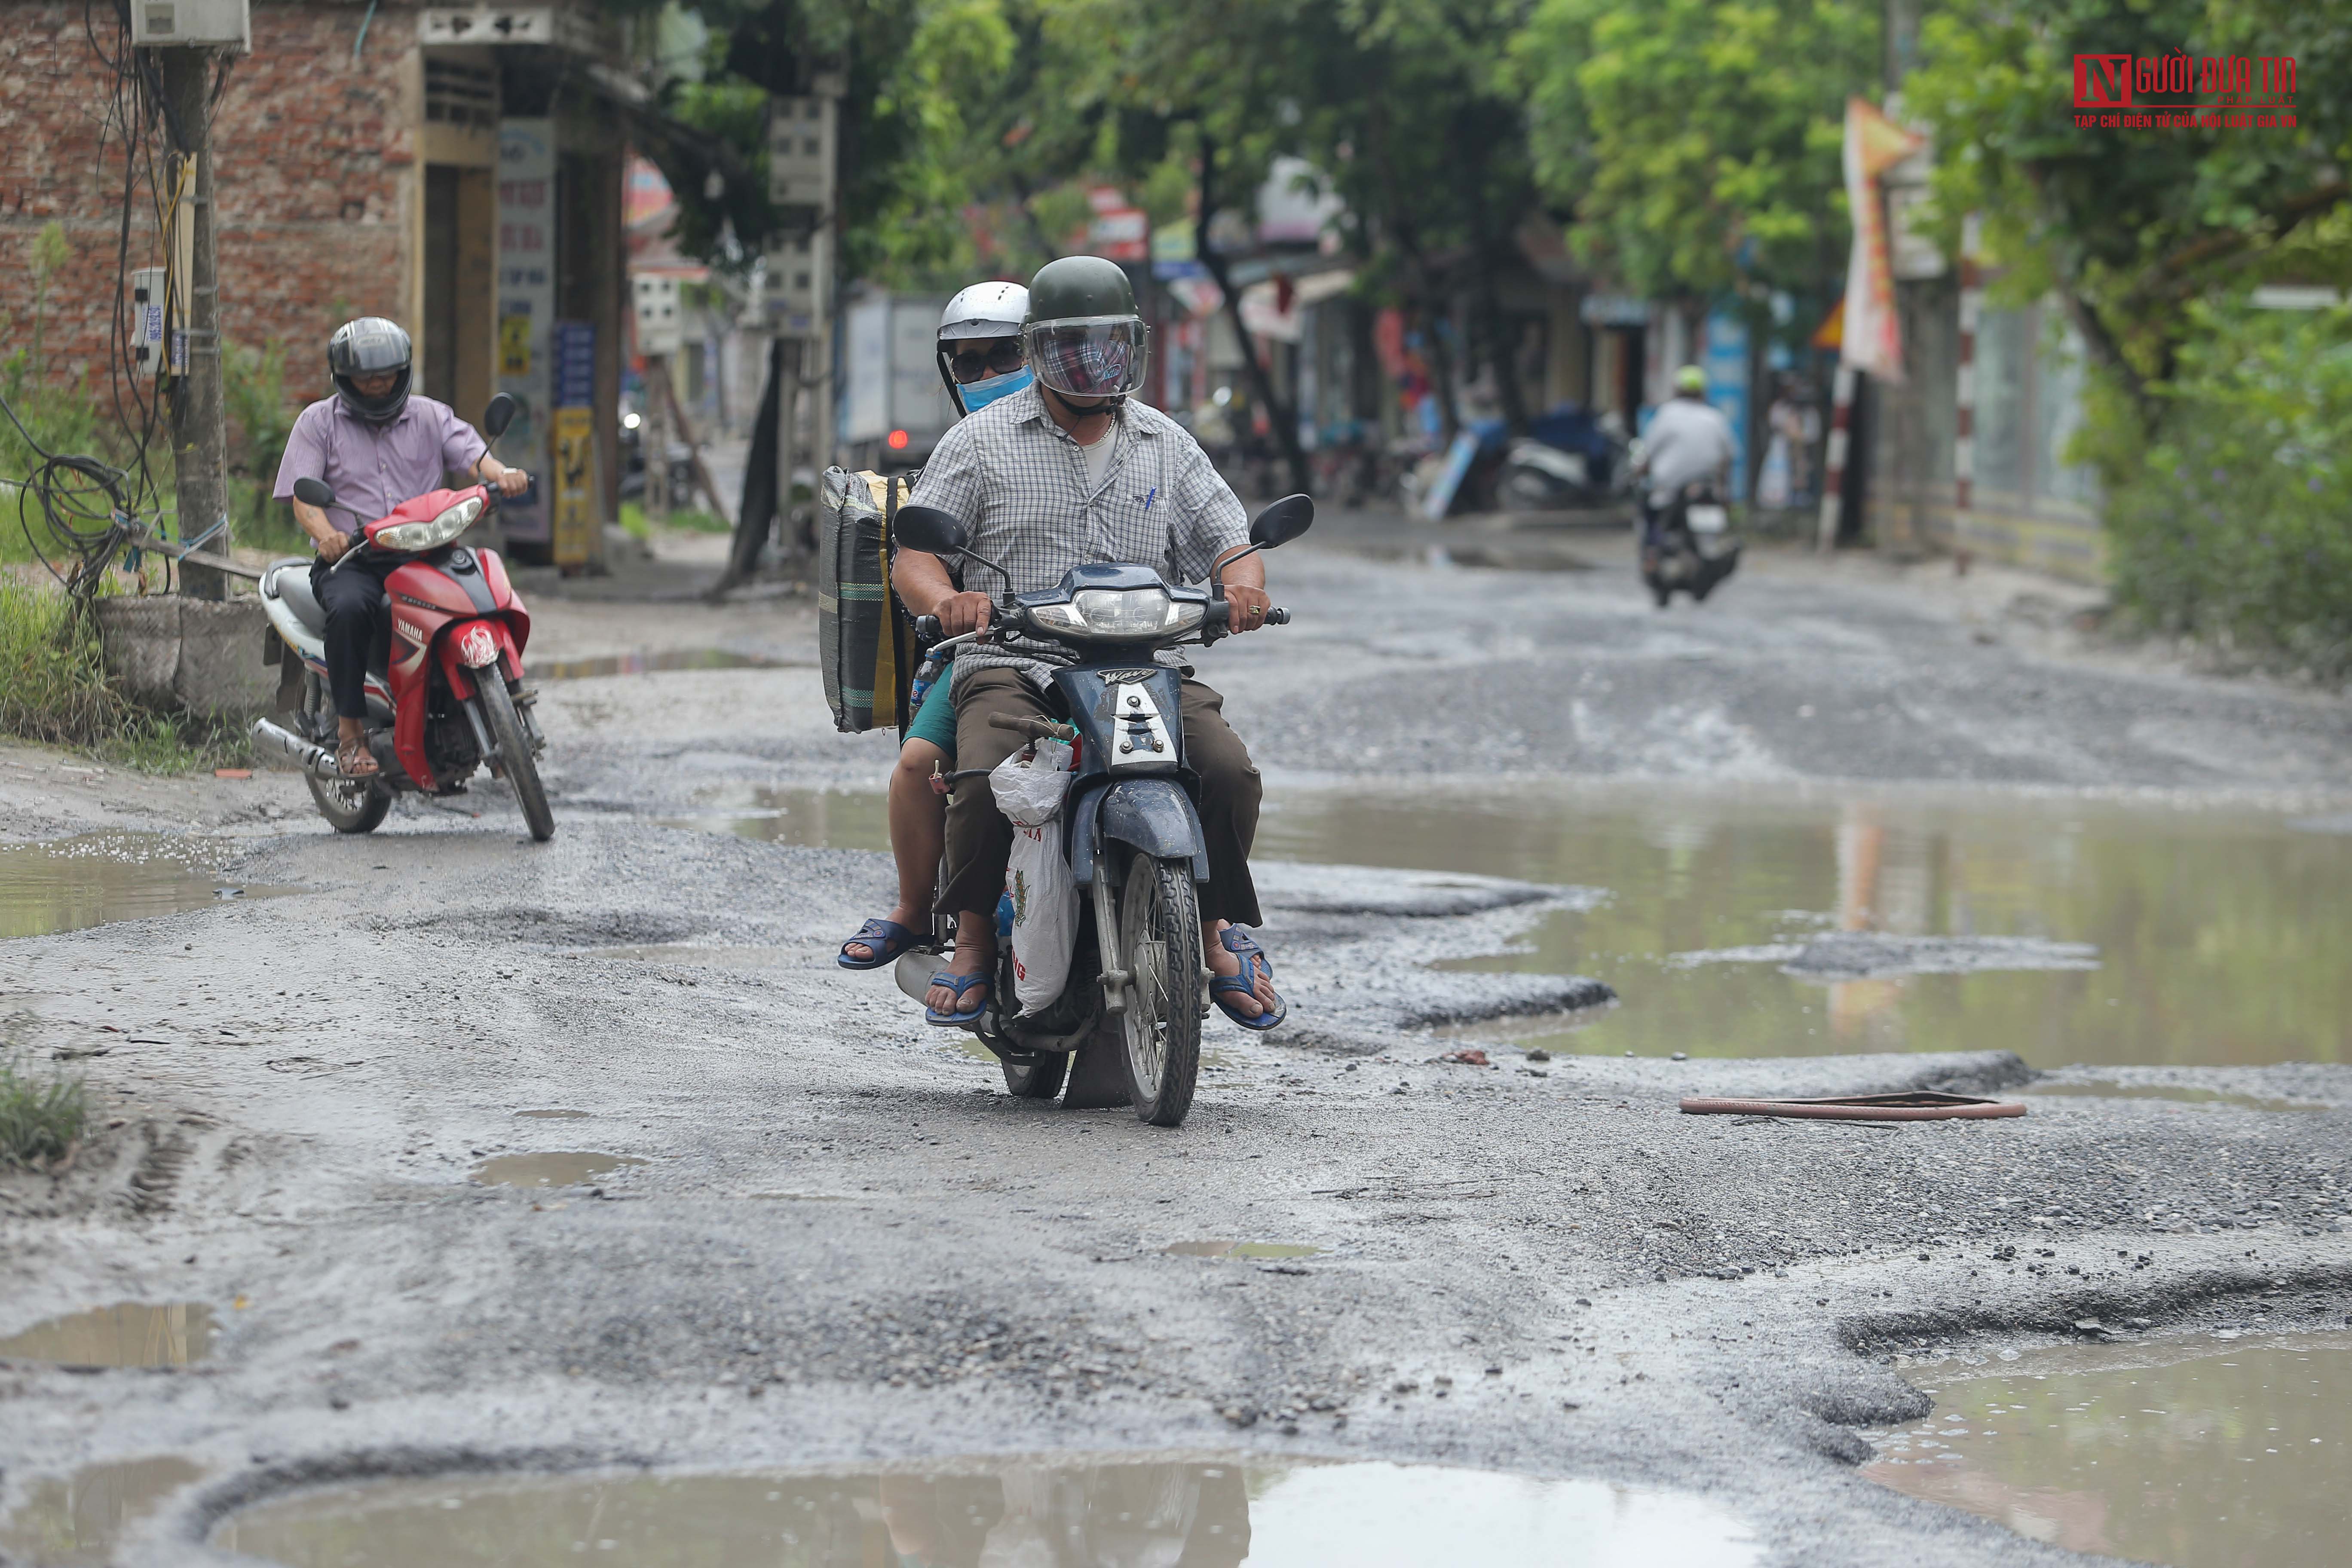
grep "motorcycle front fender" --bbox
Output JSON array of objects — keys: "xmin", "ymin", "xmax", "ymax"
[{"xmin": 1071, "ymin": 778, "xmax": 1209, "ymax": 885}]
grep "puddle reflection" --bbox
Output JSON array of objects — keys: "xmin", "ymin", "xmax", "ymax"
[
  {"xmin": 0, "ymin": 1302, "xmax": 214, "ymax": 1367},
  {"xmin": 1164, "ymin": 1240, "xmax": 1324, "ymax": 1260},
  {"xmin": 1866, "ymin": 1332, "xmax": 2352, "ymax": 1568},
  {"xmin": 214, "ymin": 1457, "xmax": 1759, "ymax": 1567},
  {"xmin": 537, "ymin": 648, "xmax": 779, "ymax": 681},
  {"xmin": 471, "ymin": 1153, "xmax": 646, "ymax": 1189},
  {"xmin": 0, "ymin": 834, "xmax": 259, "ymax": 940},
  {"xmin": 657, "ymin": 787, "xmax": 891, "ymax": 851},
  {"xmin": 1257, "ymin": 786, "xmax": 2352, "ymax": 1068},
  {"xmin": 0, "ymin": 1456, "xmax": 202, "ymax": 1565}
]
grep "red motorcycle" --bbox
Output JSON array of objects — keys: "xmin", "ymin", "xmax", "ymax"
[{"xmin": 252, "ymin": 394, "xmax": 554, "ymax": 840}]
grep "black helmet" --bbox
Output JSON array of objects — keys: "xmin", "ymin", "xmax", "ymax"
[
  {"xmin": 328, "ymin": 317, "xmax": 413, "ymax": 425},
  {"xmin": 1023, "ymin": 255, "xmax": 1148, "ymax": 403}
]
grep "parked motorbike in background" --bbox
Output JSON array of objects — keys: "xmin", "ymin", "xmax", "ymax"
[
  {"xmin": 251, "ymin": 394, "xmax": 554, "ymax": 840},
  {"xmin": 1641, "ymin": 479, "xmax": 1741, "ymax": 608},
  {"xmin": 1498, "ymin": 406, "xmax": 1632, "ymax": 514},
  {"xmin": 885, "ymin": 494, "xmax": 1315, "ymax": 1128}
]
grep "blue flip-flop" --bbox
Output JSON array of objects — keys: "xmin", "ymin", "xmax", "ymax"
[
  {"xmin": 837, "ymin": 918, "xmax": 920, "ymax": 971},
  {"xmin": 1210, "ymin": 926, "xmax": 1286, "ymax": 1030},
  {"xmin": 924, "ymin": 969, "xmax": 992, "ymax": 1027}
]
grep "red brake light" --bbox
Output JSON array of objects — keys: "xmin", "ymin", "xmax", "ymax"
[{"xmin": 887, "ymin": 429, "xmax": 910, "ymax": 450}]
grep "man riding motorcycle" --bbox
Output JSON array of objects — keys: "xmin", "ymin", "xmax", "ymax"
[
  {"xmin": 838, "ymin": 281, "xmax": 1033, "ymax": 971},
  {"xmin": 272, "ymin": 318, "xmax": 531, "ymax": 777},
  {"xmin": 1635, "ymin": 364, "xmax": 1736, "ymax": 548},
  {"xmin": 889, "ymin": 256, "xmax": 1286, "ymax": 1031}
]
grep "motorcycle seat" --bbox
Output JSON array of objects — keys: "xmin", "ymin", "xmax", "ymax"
[{"xmin": 265, "ymin": 559, "xmax": 329, "ymax": 637}]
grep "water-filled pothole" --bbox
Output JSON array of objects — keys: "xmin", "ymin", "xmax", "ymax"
[
  {"xmin": 537, "ymin": 648, "xmax": 780, "ymax": 680},
  {"xmin": 0, "ymin": 1456, "xmax": 203, "ymax": 1565},
  {"xmin": 1865, "ymin": 1331, "xmax": 2352, "ymax": 1567},
  {"xmin": 512, "ymin": 1109, "xmax": 592, "ymax": 1120},
  {"xmin": 1257, "ymin": 784, "xmax": 2352, "ymax": 1068},
  {"xmin": 471, "ymin": 1152, "xmax": 646, "ymax": 1188},
  {"xmin": 211, "ymin": 1457, "xmax": 1759, "ymax": 1565},
  {"xmin": 0, "ymin": 833, "xmax": 279, "ymax": 940},
  {"xmin": 656, "ymin": 786, "xmax": 890, "ymax": 851},
  {"xmin": 1164, "ymin": 1240, "xmax": 1325, "ymax": 1260},
  {"xmin": 0, "ymin": 1302, "xmax": 215, "ymax": 1367}
]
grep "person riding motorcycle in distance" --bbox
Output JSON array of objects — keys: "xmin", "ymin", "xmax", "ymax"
[
  {"xmin": 836, "ymin": 281, "xmax": 1033, "ymax": 971},
  {"xmin": 885, "ymin": 255, "xmax": 1287, "ymax": 1031},
  {"xmin": 272, "ymin": 318, "xmax": 532, "ymax": 778},
  {"xmin": 1632, "ymin": 364, "xmax": 1736, "ymax": 550}
]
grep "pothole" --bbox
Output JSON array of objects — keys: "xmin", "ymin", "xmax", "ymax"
[
  {"xmin": 470, "ymin": 1153, "xmax": 647, "ymax": 1189},
  {"xmin": 537, "ymin": 648, "xmax": 780, "ymax": 680},
  {"xmin": 1164, "ymin": 1240, "xmax": 1325, "ymax": 1260},
  {"xmin": 656, "ymin": 787, "xmax": 890, "ymax": 850},
  {"xmin": 1865, "ymin": 1330, "xmax": 2352, "ymax": 1566},
  {"xmin": 0, "ymin": 1456, "xmax": 203, "ymax": 1565},
  {"xmin": 0, "ymin": 833, "xmax": 287, "ymax": 940},
  {"xmin": 512, "ymin": 1109, "xmax": 592, "ymax": 1120},
  {"xmin": 0, "ymin": 1302, "xmax": 215, "ymax": 1367},
  {"xmin": 211, "ymin": 1457, "xmax": 1759, "ymax": 1565}
]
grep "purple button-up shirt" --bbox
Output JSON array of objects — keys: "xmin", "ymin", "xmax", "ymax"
[{"xmin": 272, "ymin": 395, "xmax": 488, "ymax": 533}]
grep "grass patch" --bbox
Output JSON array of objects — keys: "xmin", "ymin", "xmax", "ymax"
[
  {"xmin": 0, "ymin": 1016, "xmax": 89, "ymax": 1170},
  {"xmin": 0, "ymin": 579, "xmax": 251, "ymax": 773},
  {"xmin": 620, "ymin": 502, "xmax": 729, "ymax": 540}
]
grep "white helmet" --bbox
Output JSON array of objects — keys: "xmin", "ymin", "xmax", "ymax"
[{"xmin": 938, "ymin": 281, "xmax": 1029, "ymax": 341}]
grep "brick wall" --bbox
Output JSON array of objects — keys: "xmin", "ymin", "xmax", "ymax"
[{"xmin": 0, "ymin": 0, "xmax": 414, "ymax": 410}]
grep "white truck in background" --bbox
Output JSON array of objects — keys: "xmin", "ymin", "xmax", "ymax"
[{"xmin": 839, "ymin": 290, "xmax": 954, "ymax": 474}]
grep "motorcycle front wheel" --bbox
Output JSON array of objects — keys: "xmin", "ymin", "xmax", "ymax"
[
  {"xmin": 1117, "ymin": 848, "xmax": 1204, "ymax": 1127},
  {"xmin": 478, "ymin": 674, "xmax": 555, "ymax": 842}
]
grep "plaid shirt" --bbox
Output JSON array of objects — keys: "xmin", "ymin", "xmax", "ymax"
[{"xmin": 907, "ymin": 384, "xmax": 1250, "ymax": 684}]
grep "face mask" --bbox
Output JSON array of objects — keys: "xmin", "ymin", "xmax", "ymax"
[{"xmin": 960, "ymin": 367, "xmax": 1032, "ymax": 412}]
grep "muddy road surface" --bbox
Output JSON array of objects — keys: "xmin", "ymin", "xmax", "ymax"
[{"xmin": 4, "ymin": 531, "xmax": 2350, "ymax": 1566}]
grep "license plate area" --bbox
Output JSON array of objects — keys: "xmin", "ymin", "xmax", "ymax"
[{"xmin": 1687, "ymin": 504, "xmax": 1729, "ymax": 535}]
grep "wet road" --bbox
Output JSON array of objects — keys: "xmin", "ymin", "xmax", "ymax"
[{"xmin": 2, "ymin": 530, "xmax": 2349, "ymax": 1567}]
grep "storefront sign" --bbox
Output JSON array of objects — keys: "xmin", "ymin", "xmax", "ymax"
[{"xmin": 550, "ymin": 405, "xmax": 597, "ymax": 570}]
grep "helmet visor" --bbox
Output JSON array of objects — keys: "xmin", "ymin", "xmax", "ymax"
[{"xmin": 1025, "ymin": 316, "xmax": 1148, "ymax": 398}]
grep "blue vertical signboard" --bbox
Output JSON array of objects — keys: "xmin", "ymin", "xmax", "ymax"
[{"xmin": 1703, "ymin": 310, "xmax": 1751, "ymax": 502}]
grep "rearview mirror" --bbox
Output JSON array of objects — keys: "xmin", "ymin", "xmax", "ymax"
[
  {"xmin": 1250, "ymin": 493, "xmax": 1314, "ymax": 550},
  {"xmin": 482, "ymin": 392, "xmax": 517, "ymax": 440},
  {"xmin": 292, "ymin": 477, "xmax": 337, "ymax": 510},
  {"xmin": 893, "ymin": 504, "xmax": 970, "ymax": 556}
]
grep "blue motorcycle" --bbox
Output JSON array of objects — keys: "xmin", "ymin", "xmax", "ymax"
[{"xmin": 887, "ymin": 495, "xmax": 1312, "ymax": 1127}]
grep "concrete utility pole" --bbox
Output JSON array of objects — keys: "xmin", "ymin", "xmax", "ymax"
[{"xmin": 159, "ymin": 46, "xmax": 232, "ymax": 600}]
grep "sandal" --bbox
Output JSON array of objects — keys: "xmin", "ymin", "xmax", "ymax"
[
  {"xmin": 335, "ymin": 736, "xmax": 379, "ymax": 778},
  {"xmin": 1210, "ymin": 926, "xmax": 1286, "ymax": 1030},
  {"xmin": 924, "ymin": 969, "xmax": 991, "ymax": 1028},
  {"xmin": 837, "ymin": 917, "xmax": 920, "ymax": 971}
]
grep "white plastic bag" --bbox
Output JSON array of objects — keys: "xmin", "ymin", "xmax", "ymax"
[{"xmin": 989, "ymin": 737, "xmax": 1078, "ymax": 1015}]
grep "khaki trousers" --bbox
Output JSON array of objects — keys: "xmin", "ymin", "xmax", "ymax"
[{"xmin": 939, "ymin": 665, "xmax": 1264, "ymax": 927}]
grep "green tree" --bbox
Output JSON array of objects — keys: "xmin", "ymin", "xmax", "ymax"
[
  {"xmin": 1902, "ymin": 0, "xmax": 2352, "ymax": 413},
  {"xmin": 1515, "ymin": 0, "xmax": 1877, "ymax": 341}
]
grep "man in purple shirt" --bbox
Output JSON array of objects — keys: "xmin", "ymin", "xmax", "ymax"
[{"xmin": 273, "ymin": 317, "xmax": 529, "ymax": 776}]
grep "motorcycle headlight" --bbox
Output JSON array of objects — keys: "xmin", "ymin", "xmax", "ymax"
[
  {"xmin": 374, "ymin": 495, "xmax": 482, "ymax": 552},
  {"xmin": 1028, "ymin": 588, "xmax": 1204, "ymax": 640}
]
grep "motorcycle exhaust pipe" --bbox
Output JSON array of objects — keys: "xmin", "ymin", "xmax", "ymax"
[{"xmin": 251, "ymin": 717, "xmax": 340, "ymax": 781}]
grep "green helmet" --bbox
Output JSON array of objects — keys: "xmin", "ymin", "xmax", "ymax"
[
  {"xmin": 1025, "ymin": 255, "xmax": 1149, "ymax": 400},
  {"xmin": 1674, "ymin": 364, "xmax": 1707, "ymax": 395}
]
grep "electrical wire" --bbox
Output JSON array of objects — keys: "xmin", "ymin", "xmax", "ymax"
[{"xmin": 1, "ymin": 386, "xmax": 138, "ymax": 603}]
